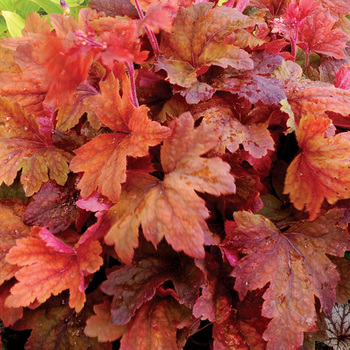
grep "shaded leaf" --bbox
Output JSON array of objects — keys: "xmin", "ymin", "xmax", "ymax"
[
  {"xmin": 70, "ymin": 73, "xmax": 171, "ymax": 202},
  {"xmin": 0, "ymin": 280, "xmax": 23, "ymax": 327},
  {"xmin": 24, "ymin": 179, "xmax": 79, "ymax": 234},
  {"xmin": 0, "ymin": 97, "xmax": 71, "ymax": 196},
  {"xmin": 5, "ymin": 227, "xmax": 103, "ymax": 312},
  {"xmin": 89, "ymin": 0, "xmax": 139, "ymax": 18},
  {"xmin": 100, "ymin": 112, "xmax": 235, "ymax": 263},
  {"xmin": 0, "ymin": 199, "xmax": 31, "ymax": 285},
  {"xmin": 119, "ymin": 296, "xmax": 194, "ymax": 350},
  {"xmin": 284, "ymin": 114, "xmax": 350, "ymax": 220},
  {"xmin": 249, "ymin": 0, "xmax": 291, "ymax": 17},
  {"xmin": 101, "ymin": 250, "xmax": 204, "ymax": 325},
  {"xmin": 13, "ymin": 293, "xmax": 111, "ymax": 350},
  {"xmin": 222, "ymin": 209, "xmax": 350, "ymax": 350}
]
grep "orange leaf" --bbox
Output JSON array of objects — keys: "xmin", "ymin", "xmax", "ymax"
[
  {"xmin": 84, "ymin": 300, "xmax": 127, "ymax": 342},
  {"xmin": 5, "ymin": 227, "xmax": 103, "ymax": 312},
  {"xmin": 200, "ymin": 105, "xmax": 275, "ymax": 158},
  {"xmin": 70, "ymin": 73, "xmax": 171, "ymax": 202},
  {"xmin": 100, "ymin": 112, "xmax": 236, "ymax": 263},
  {"xmin": 0, "ymin": 41, "xmax": 49, "ymax": 118},
  {"xmin": 156, "ymin": 3, "xmax": 253, "ymax": 87},
  {"xmin": 287, "ymin": 81, "xmax": 350, "ymax": 125},
  {"xmin": 284, "ymin": 114, "xmax": 350, "ymax": 220},
  {"xmin": 0, "ymin": 281, "xmax": 23, "ymax": 327},
  {"xmin": 222, "ymin": 209, "xmax": 350, "ymax": 349},
  {"xmin": 119, "ymin": 296, "xmax": 193, "ymax": 350},
  {"xmin": 0, "ymin": 98, "xmax": 71, "ymax": 196},
  {"xmin": 0, "ymin": 199, "xmax": 31, "ymax": 285}
]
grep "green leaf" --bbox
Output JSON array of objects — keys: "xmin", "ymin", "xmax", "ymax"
[
  {"xmin": 0, "ymin": 15, "xmax": 8, "ymax": 37},
  {"xmin": 0, "ymin": 0, "xmax": 15, "ymax": 11},
  {"xmin": 1, "ymin": 11, "xmax": 25, "ymax": 37},
  {"xmin": 27, "ymin": 0, "xmax": 62, "ymax": 14},
  {"xmin": 16, "ymin": 1, "xmax": 41, "ymax": 18}
]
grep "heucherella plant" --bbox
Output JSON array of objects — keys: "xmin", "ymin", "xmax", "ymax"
[{"xmin": 0, "ymin": 0, "xmax": 350, "ymax": 349}]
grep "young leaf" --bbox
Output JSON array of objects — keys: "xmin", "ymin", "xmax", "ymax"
[
  {"xmin": 320, "ymin": 0, "xmax": 350, "ymax": 17},
  {"xmin": 99, "ymin": 112, "xmax": 235, "ymax": 263},
  {"xmin": 5, "ymin": 227, "xmax": 103, "ymax": 312},
  {"xmin": 38, "ymin": 34, "xmax": 95, "ymax": 106},
  {"xmin": 0, "ymin": 97, "xmax": 71, "ymax": 196},
  {"xmin": 156, "ymin": 3, "xmax": 254, "ymax": 88},
  {"xmin": 222, "ymin": 209, "xmax": 350, "ymax": 350},
  {"xmin": 119, "ymin": 296, "xmax": 194, "ymax": 350},
  {"xmin": 0, "ymin": 199, "xmax": 30, "ymax": 285},
  {"xmin": 297, "ymin": 7, "xmax": 348, "ymax": 61},
  {"xmin": 284, "ymin": 114, "xmax": 350, "ymax": 220},
  {"xmin": 70, "ymin": 73, "xmax": 171, "ymax": 202}
]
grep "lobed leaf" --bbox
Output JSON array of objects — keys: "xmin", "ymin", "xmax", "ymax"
[
  {"xmin": 70, "ymin": 73, "xmax": 171, "ymax": 202},
  {"xmin": 5, "ymin": 227, "xmax": 103, "ymax": 312},
  {"xmin": 119, "ymin": 296, "xmax": 193, "ymax": 350},
  {"xmin": 101, "ymin": 251, "xmax": 204, "ymax": 325},
  {"xmin": 13, "ymin": 293, "xmax": 111, "ymax": 350},
  {"xmin": 156, "ymin": 3, "xmax": 254, "ymax": 87},
  {"xmin": 0, "ymin": 97, "xmax": 71, "ymax": 196},
  {"xmin": 100, "ymin": 112, "xmax": 235, "ymax": 263},
  {"xmin": 284, "ymin": 114, "xmax": 350, "ymax": 220},
  {"xmin": 222, "ymin": 209, "xmax": 350, "ymax": 349}
]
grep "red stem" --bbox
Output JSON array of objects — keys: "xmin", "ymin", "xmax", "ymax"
[
  {"xmin": 134, "ymin": 0, "xmax": 160, "ymax": 59},
  {"xmin": 125, "ymin": 61, "xmax": 139, "ymax": 108}
]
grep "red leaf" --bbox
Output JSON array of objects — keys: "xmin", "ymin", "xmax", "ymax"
[
  {"xmin": 93, "ymin": 18, "xmax": 148, "ymax": 69},
  {"xmin": 38, "ymin": 35, "xmax": 94, "ymax": 106},
  {"xmin": 320, "ymin": 0, "xmax": 350, "ymax": 17},
  {"xmin": 284, "ymin": 114, "xmax": 350, "ymax": 220},
  {"xmin": 0, "ymin": 98, "xmax": 71, "ymax": 196},
  {"xmin": 249, "ymin": 0, "xmax": 291, "ymax": 16},
  {"xmin": 24, "ymin": 179, "xmax": 79, "ymax": 234},
  {"xmin": 101, "ymin": 249, "xmax": 204, "ymax": 325},
  {"xmin": 5, "ymin": 227, "xmax": 103, "ymax": 312},
  {"xmin": 142, "ymin": 0, "xmax": 179, "ymax": 33},
  {"xmin": 99, "ymin": 112, "xmax": 235, "ymax": 263},
  {"xmin": 222, "ymin": 209, "xmax": 350, "ymax": 349},
  {"xmin": 70, "ymin": 73, "xmax": 171, "ymax": 202},
  {"xmin": 335, "ymin": 64, "xmax": 350, "ymax": 90},
  {"xmin": 297, "ymin": 7, "xmax": 348, "ymax": 60}
]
